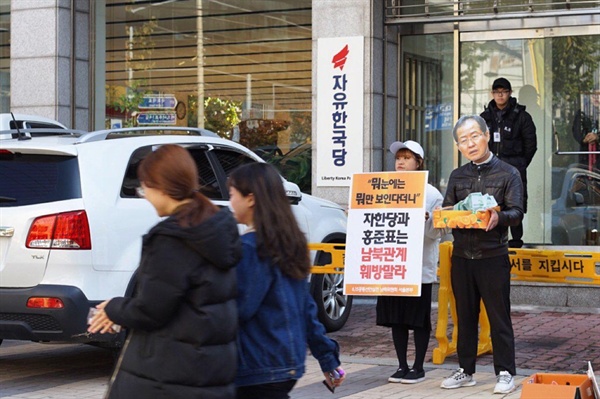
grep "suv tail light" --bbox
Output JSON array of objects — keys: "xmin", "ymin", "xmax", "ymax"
[{"xmin": 27, "ymin": 211, "xmax": 91, "ymax": 249}]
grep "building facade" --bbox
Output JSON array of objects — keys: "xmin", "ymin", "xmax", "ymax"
[{"xmin": 1, "ymin": 0, "xmax": 599, "ymax": 247}]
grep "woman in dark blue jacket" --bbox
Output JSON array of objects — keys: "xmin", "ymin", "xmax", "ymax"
[{"xmin": 228, "ymin": 162, "xmax": 345, "ymax": 399}]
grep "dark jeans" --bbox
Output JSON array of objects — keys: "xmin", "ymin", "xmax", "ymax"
[
  {"xmin": 509, "ymin": 182, "xmax": 527, "ymax": 248},
  {"xmin": 237, "ymin": 380, "xmax": 297, "ymax": 399},
  {"xmin": 450, "ymin": 255, "xmax": 516, "ymax": 376},
  {"xmin": 509, "ymin": 222, "xmax": 524, "ymax": 247}
]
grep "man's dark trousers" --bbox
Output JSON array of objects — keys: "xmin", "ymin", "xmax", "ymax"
[{"xmin": 450, "ymin": 255, "xmax": 516, "ymax": 376}]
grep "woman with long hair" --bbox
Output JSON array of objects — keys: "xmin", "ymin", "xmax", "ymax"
[
  {"xmin": 228, "ymin": 162, "xmax": 345, "ymax": 399},
  {"xmin": 88, "ymin": 144, "xmax": 241, "ymax": 399}
]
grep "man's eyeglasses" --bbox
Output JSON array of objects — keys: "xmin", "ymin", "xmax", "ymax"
[
  {"xmin": 457, "ymin": 133, "xmax": 485, "ymax": 147},
  {"xmin": 136, "ymin": 186, "xmax": 145, "ymax": 198},
  {"xmin": 492, "ymin": 90, "xmax": 511, "ymax": 96}
]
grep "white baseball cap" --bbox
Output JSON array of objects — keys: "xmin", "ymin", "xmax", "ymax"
[{"xmin": 389, "ymin": 140, "xmax": 424, "ymax": 158}]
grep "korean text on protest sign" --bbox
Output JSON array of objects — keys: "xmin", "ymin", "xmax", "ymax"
[{"xmin": 344, "ymin": 171, "xmax": 428, "ymax": 296}]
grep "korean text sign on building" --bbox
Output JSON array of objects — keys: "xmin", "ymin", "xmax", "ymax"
[
  {"xmin": 316, "ymin": 36, "xmax": 364, "ymax": 187},
  {"xmin": 344, "ymin": 171, "xmax": 428, "ymax": 296}
]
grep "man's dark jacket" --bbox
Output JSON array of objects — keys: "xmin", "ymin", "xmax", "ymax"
[
  {"xmin": 572, "ymin": 110, "xmax": 600, "ymax": 170},
  {"xmin": 481, "ymin": 97, "xmax": 536, "ymax": 211},
  {"xmin": 104, "ymin": 207, "xmax": 241, "ymax": 399},
  {"xmin": 443, "ymin": 156, "xmax": 524, "ymax": 259}
]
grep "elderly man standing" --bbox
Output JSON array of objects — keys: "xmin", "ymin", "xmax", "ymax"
[
  {"xmin": 440, "ymin": 115, "xmax": 524, "ymax": 395},
  {"xmin": 481, "ymin": 77, "xmax": 536, "ymax": 248}
]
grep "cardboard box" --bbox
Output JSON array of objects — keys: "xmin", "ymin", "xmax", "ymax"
[
  {"xmin": 521, "ymin": 373, "xmax": 596, "ymax": 399},
  {"xmin": 432, "ymin": 206, "xmax": 500, "ymax": 229}
]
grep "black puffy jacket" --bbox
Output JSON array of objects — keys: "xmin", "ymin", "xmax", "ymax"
[
  {"xmin": 481, "ymin": 97, "xmax": 537, "ymax": 181},
  {"xmin": 104, "ymin": 207, "xmax": 241, "ymax": 399},
  {"xmin": 443, "ymin": 156, "xmax": 524, "ymax": 259}
]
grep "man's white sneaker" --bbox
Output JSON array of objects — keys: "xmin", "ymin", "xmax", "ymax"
[
  {"xmin": 494, "ymin": 371, "xmax": 515, "ymax": 394},
  {"xmin": 440, "ymin": 368, "xmax": 477, "ymax": 389}
]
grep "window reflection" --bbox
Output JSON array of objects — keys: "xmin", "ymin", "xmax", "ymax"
[
  {"xmin": 0, "ymin": 0, "xmax": 10, "ymax": 112},
  {"xmin": 459, "ymin": 34, "xmax": 600, "ymax": 245},
  {"xmin": 105, "ymin": 0, "xmax": 313, "ymax": 191}
]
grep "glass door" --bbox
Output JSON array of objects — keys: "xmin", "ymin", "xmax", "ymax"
[
  {"xmin": 401, "ymin": 34, "xmax": 455, "ymax": 194},
  {"xmin": 460, "ymin": 27, "xmax": 600, "ymax": 246}
]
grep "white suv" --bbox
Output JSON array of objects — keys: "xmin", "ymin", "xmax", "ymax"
[{"xmin": 0, "ymin": 126, "xmax": 350, "ymax": 347}]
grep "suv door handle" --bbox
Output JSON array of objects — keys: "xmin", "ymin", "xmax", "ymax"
[{"xmin": 0, "ymin": 227, "xmax": 15, "ymax": 237}]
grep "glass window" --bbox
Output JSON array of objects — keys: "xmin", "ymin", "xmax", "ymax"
[
  {"xmin": 459, "ymin": 33, "xmax": 600, "ymax": 245},
  {"xmin": 269, "ymin": 142, "xmax": 311, "ymax": 193},
  {"xmin": 0, "ymin": 153, "xmax": 81, "ymax": 207},
  {"xmin": 401, "ymin": 34, "xmax": 454, "ymax": 194},
  {"xmin": 211, "ymin": 147, "xmax": 256, "ymax": 178},
  {"xmin": 571, "ymin": 174, "xmax": 600, "ymax": 207},
  {"xmin": 120, "ymin": 146, "xmax": 152, "ymax": 198},
  {"xmin": 104, "ymin": 1, "xmax": 312, "ymax": 191},
  {"xmin": 120, "ymin": 144, "xmax": 223, "ymax": 200},
  {"xmin": 187, "ymin": 146, "xmax": 222, "ymax": 200},
  {"xmin": 0, "ymin": 0, "xmax": 10, "ymax": 112}
]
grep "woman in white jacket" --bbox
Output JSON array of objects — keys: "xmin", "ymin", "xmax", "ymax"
[{"xmin": 376, "ymin": 140, "xmax": 444, "ymax": 384}]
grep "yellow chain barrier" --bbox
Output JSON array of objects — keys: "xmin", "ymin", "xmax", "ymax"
[
  {"xmin": 307, "ymin": 242, "xmax": 600, "ymax": 365},
  {"xmin": 433, "ymin": 242, "xmax": 600, "ymax": 364},
  {"xmin": 308, "ymin": 243, "xmax": 346, "ymax": 274}
]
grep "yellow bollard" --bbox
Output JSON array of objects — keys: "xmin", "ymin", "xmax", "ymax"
[
  {"xmin": 433, "ymin": 243, "xmax": 492, "ymax": 364},
  {"xmin": 432, "ymin": 242, "xmax": 455, "ymax": 364}
]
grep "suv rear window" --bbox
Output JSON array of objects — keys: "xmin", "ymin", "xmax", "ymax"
[
  {"xmin": 120, "ymin": 144, "xmax": 225, "ymax": 200},
  {"xmin": 0, "ymin": 153, "xmax": 81, "ymax": 207}
]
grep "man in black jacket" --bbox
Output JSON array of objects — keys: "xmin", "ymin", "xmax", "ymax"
[
  {"xmin": 481, "ymin": 77, "xmax": 537, "ymax": 248},
  {"xmin": 439, "ymin": 115, "xmax": 523, "ymax": 395}
]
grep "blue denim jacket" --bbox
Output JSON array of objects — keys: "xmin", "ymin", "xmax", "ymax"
[{"xmin": 235, "ymin": 233, "xmax": 340, "ymax": 387}]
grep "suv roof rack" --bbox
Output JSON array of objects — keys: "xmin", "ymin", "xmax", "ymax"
[
  {"xmin": 0, "ymin": 128, "xmax": 88, "ymax": 140},
  {"xmin": 77, "ymin": 126, "xmax": 220, "ymax": 143}
]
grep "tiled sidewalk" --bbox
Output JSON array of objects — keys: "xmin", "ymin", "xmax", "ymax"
[
  {"xmin": 330, "ymin": 299, "xmax": 600, "ymax": 374},
  {"xmin": 288, "ymin": 299, "xmax": 600, "ymax": 398},
  {"xmin": 1, "ymin": 300, "xmax": 598, "ymax": 399},
  {"xmin": 291, "ymin": 357, "xmax": 525, "ymax": 398}
]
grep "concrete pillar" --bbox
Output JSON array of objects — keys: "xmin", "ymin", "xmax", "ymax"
[
  {"xmin": 312, "ymin": 0, "xmax": 387, "ymax": 206},
  {"xmin": 10, "ymin": 0, "xmax": 91, "ymax": 130}
]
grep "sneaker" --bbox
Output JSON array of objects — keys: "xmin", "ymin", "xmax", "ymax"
[
  {"xmin": 440, "ymin": 368, "xmax": 476, "ymax": 389},
  {"xmin": 494, "ymin": 371, "xmax": 515, "ymax": 394},
  {"xmin": 388, "ymin": 368, "xmax": 409, "ymax": 383},
  {"xmin": 400, "ymin": 369, "xmax": 425, "ymax": 384}
]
